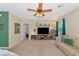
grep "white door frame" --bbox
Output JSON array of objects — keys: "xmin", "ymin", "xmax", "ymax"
[{"xmin": 23, "ymin": 24, "xmax": 29, "ymax": 40}]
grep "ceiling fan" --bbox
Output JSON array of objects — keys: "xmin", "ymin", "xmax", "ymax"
[{"xmin": 27, "ymin": 3, "xmax": 52, "ymax": 16}]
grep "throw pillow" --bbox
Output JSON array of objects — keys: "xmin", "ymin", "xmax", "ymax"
[{"xmin": 64, "ymin": 38, "xmax": 73, "ymax": 46}]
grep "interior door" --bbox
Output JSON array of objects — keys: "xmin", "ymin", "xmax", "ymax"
[{"xmin": 23, "ymin": 24, "xmax": 29, "ymax": 40}]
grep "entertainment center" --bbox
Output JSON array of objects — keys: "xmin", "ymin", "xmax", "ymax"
[
  {"xmin": 30, "ymin": 20, "xmax": 56, "ymax": 40},
  {"xmin": 31, "ymin": 27, "xmax": 53, "ymax": 40}
]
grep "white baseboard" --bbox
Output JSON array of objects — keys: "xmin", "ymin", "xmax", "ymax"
[
  {"xmin": 0, "ymin": 47, "xmax": 9, "ymax": 49},
  {"xmin": 9, "ymin": 40, "xmax": 22, "ymax": 49}
]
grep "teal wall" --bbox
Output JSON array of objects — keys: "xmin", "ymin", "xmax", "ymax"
[{"xmin": 0, "ymin": 12, "xmax": 9, "ymax": 47}]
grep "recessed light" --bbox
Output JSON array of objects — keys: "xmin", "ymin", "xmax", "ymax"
[{"xmin": 58, "ymin": 4, "xmax": 64, "ymax": 8}]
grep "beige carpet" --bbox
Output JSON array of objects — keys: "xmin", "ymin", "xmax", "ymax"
[{"xmin": 8, "ymin": 40, "xmax": 66, "ymax": 56}]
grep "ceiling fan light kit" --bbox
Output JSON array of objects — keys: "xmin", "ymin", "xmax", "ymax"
[
  {"xmin": 27, "ymin": 3, "xmax": 52, "ymax": 16},
  {"xmin": 34, "ymin": 13, "xmax": 45, "ymax": 16}
]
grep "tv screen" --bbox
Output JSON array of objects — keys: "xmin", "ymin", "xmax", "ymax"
[{"xmin": 37, "ymin": 28, "xmax": 49, "ymax": 34}]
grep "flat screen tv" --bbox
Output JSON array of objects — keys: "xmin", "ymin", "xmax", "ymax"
[{"xmin": 37, "ymin": 28, "xmax": 49, "ymax": 34}]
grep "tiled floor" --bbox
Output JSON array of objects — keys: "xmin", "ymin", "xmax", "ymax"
[{"xmin": 8, "ymin": 40, "xmax": 66, "ymax": 56}]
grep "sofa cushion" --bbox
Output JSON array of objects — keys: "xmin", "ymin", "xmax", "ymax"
[
  {"xmin": 64, "ymin": 38, "xmax": 73, "ymax": 46},
  {"xmin": 73, "ymin": 48, "xmax": 79, "ymax": 55},
  {"xmin": 56, "ymin": 42, "xmax": 79, "ymax": 56},
  {"xmin": 74, "ymin": 38, "xmax": 79, "ymax": 49},
  {"xmin": 57, "ymin": 42, "xmax": 75, "ymax": 55}
]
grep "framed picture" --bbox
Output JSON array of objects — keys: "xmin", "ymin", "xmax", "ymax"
[
  {"xmin": 15, "ymin": 23, "xmax": 20, "ymax": 34},
  {"xmin": 48, "ymin": 24, "xmax": 50, "ymax": 27},
  {"xmin": 44, "ymin": 24, "xmax": 47, "ymax": 26},
  {"xmin": 36, "ymin": 23, "xmax": 38, "ymax": 27},
  {"xmin": 33, "ymin": 28, "xmax": 36, "ymax": 32},
  {"xmin": 39, "ymin": 23, "xmax": 42, "ymax": 26}
]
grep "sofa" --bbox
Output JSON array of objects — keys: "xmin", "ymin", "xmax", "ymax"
[{"xmin": 55, "ymin": 36, "xmax": 79, "ymax": 56}]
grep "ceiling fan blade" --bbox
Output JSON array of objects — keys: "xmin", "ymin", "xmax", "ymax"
[
  {"xmin": 38, "ymin": 3, "xmax": 43, "ymax": 10},
  {"xmin": 34, "ymin": 13, "xmax": 38, "ymax": 16},
  {"xmin": 42, "ymin": 9, "xmax": 52, "ymax": 12},
  {"xmin": 27, "ymin": 8, "xmax": 37, "ymax": 12}
]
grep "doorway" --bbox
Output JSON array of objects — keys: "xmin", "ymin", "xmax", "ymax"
[{"xmin": 23, "ymin": 24, "xmax": 29, "ymax": 40}]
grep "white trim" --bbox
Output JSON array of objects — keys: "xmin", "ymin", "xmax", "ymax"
[
  {"xmin": 0, "ymin": 47, "xmax": 9, "ymax": 49},
  {"xmin": 22, "ymin": 24, "xmax": 30, "ymax": 40}
]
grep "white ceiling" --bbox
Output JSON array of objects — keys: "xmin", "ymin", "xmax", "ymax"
[{"xmin": 0, "ymin": 3, "xmax": 79, "ymax": 20}]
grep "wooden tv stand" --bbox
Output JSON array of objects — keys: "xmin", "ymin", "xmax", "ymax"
[{"xmin": 31, "ymin": 34, "xmax": 51, "ymax": 40}]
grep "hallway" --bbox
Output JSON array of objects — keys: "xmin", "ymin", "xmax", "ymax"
[{"xmin": 8, "ymin": 40, "xmax": 66, "ymax": 56}]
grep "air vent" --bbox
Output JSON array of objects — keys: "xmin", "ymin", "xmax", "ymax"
[{"xmin": 58, "ymin": 4, "xmax": 64, "ymax": 8}]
